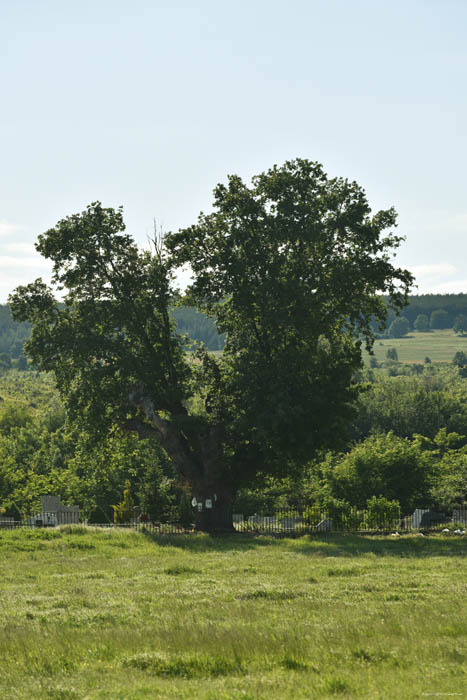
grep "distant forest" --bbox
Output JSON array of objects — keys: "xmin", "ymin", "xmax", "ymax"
[
  {"xmin": 171, "ymin": 306, "xmax": 225, "ymax": 350},
  {"xmin": 2, "ymin": 294, "xmax": 467, "ymax": 361},
  {"xmin": 384, "ymin": 294, "xmax": 467, "ymax": 328},
  {"xmin": 0, "ymin": 304, "xmax": 225, "ymax": 359},
  {"xmin": 0, "ymin": 306, "xmax": 32, "ymax": 358}
]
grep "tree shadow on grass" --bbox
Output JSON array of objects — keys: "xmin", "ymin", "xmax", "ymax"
[
  {"xmin": 141, "ymin": 531, "xmax": 467, "ymax": 558},
  {"xmin": 142, "ymin": 531, "xmax": 269, "ymax": 553},
  {"xmin": 290, "ymin": 534, "xmax": 467, "ymax": 558}
]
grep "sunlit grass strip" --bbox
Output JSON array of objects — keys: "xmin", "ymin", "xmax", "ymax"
[{"xmin": 366, "ymin": 328, "xmax": 467, "ymax": 364}]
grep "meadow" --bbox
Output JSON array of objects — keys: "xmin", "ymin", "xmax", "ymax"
[
  {"xmin": 1, "ymin": 527, "xmax": 467, "ymax": 699},
  {"xmin": 366, "ymin": 329, "xmax": 467, "ymax": 365}
]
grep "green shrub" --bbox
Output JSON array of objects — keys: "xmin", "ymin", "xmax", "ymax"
[
  {"xmin": 178, "ymin": 491, "xmax": 194, "ymax": 527},
  {"xmin": 414, "ymin": 314, "xmax": 429, "ymax": 332},
  {"xmin": 364, "ymin": 495, "xmax": 400, "ymax": 529},
  {"xmin": 387, "ymin": 317, "xmax": 409, "ymax": 338},
  {"xmin": 321, "ymin": 496, "xmax": 363, "ymax": 530},
  {"xmin": 112, "ymin": 480, "xmax": 134, "ymax": 524}
]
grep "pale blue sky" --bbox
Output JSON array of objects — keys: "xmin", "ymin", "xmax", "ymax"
[{"xmin": 1, "ymin": 0, "xmax": 467, "ymax": 300}]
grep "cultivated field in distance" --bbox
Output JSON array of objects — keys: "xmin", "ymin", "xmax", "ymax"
[{"xmin": 365, "ymin": 329, "xmax": 467, "ymax": 364}]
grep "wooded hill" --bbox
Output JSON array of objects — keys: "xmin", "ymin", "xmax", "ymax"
[
  {"xmin": 0, "ymin": 303, "xmax": 225, "ymax": 358},
  {"xmin": 1, "ymin": 294, "xmax": 467, "ymax": 360},
  {"xmin": 383, "ymin": 294, "xmax": 467, "ymax": 329},
  {"xmin": 0, "ymin": 306, "xmax": 31, "ymax": 358}
]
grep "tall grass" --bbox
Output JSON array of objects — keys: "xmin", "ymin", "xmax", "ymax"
[{"xmin": 0, "ymin": 527, "xmax": 466, "ymax": 698}]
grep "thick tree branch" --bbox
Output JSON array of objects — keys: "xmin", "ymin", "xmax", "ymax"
[
  {"xmin": 128, "ymin": 384, "xmax": 199, "ymax": 481},
  {"xmin": 120, "ymin": 419, "xmax": 160, "ymax": 440}
]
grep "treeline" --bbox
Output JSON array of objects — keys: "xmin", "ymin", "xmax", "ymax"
[
  {"xmin": 3, "ymin": 294, "xmax": 467, "ymax": 363},
  {"xmin": 0, "ymin": 304, "xmax": 225, "ymax": 363},
  {"xmin": 2, "ymin": 364, "xmax": 467, "ymax": 522},
  {"xmin": 236, "ymin": 365, "xmax": 467, "ymax": 517},
  {"xmin": 0, "ymin": 306, "xmax": 31, "ymax": 359},
  {"xmin": 3, "ymin": 294, "xmax": 467, "ymax": 362},
  {"xmin": 171, "ymin": 306, "xmax": 225, "ymax": 350},
  {"xmin": 399, "ymin": 294, "xmax": 467, "ymax": 327},
  {"xmin": 379, "ymin": 294, "xmax": 467, "ymax": 337},
  {"xmin": 0, "ymin": 372, "xmax": 180, "ymax": 522}
]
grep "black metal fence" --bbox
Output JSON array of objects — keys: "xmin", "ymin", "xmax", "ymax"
[
  {"xmin": 1, "ymin": 506, "xmax": 466, "ymax": 534},
  {"xmin": 232, "ymin": 506, "xmax": 467, "ymax": 534}
]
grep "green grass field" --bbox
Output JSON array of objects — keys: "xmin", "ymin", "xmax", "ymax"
[
  {"xmin": 1, "ymin": 528, "xmax": 467, "ymax": 699},
  {"xmin": 212, "ymin": 330, "xmax": 467, "ymax": 366},
  {"xmin": 367, "ymin": 329, "xmax": 467, "ymax": 365}
]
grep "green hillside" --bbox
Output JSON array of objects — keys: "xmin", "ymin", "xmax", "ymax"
[{"xmin": 367, "ymin": 329, "xmax": 467, "ymax": 365}]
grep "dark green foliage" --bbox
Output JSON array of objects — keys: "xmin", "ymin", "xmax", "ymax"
[
  {"xmin": 0, "ymin": 403, "xmax": 33, "ymax": 434},
  {"xmin": 235, "ymin": 377, "xmax": 467, "ymax": 513},
  {"xmin": 17, "ymin": 354, "xmax": 29, "ymax": 371},
  {"xmin": 0, "ymin": 303, "xmax": 224, "ymax": 354},
  {"xmin": 112, "ymin": 480, "xmax": 135, "ymax": 523},
  {"xmin": 319, "ymin": 496, "xmax": 363, "ymax": 529},
  {"xmin": 6, "ymin": 293, "xmax": 467, "ymax": 349},
  {"xmin": 430, "ymin": 309, "xmax": 450, "ymax": 330},
  {"xmin": 430, "ymin": 449, "xmax": 467, "ymax": 508},
  {"xmin": 3, "ymin": 364, "xmax": 467, "ymax": 518},
  {"xmin": 10, "ymin": 204, "xmax": 191, "ymax": 437},
  {"xmin": 234, "ymin": 476, "xmax": 294, "ymax": 515},
  {"xmin": 178, "ymin": 490, "xmax": 194, "ymax": 527},
  {"xmin": 0, "ymin": 373, "xmax": 179, "ymax": 521},
  {"xmin": 452, "ymin": 351, "xmax": 467, "ymax": 367},
  {"xmin": 414, "ymin": 313, "xmax": 429, "ymax": 332},
  {"xmin": 386, "ymin": 347, "xmax": 398, "ymax": 362},
  {"xmin": 171, "ymin": 306, "xmax": 224, "ymax": 350},
  {"xmin": 66, "ymin": 428, "xmax": 177, "ymax": 522},
  {"xmin": 453, "ymin": 314, "xmax": 467, "ymax": 335},
  {"xmin": 320, "ymin": 432, "xmax": 432, "ymax": 512},
  {"xmin": 306, "ymin": 421, "xmax": 467, "ymax": 513},
  {"xmin": 0, "ymin": 353, "xmax": 12, "ymax": 371},
  {"xmin": 0, "ymin": 305, "xmax": 31, "ymax": 358},
  {"xmin": 391, "ymin": 294, "xmax": 467, "ymax": 331},
  {"xmin": 167, "ymin": 159, "xmax": 412, "ymax": 475},
  {"xmin": 8, "ymin": 162, "xmax": 413, "ymax": 529},
  {"xmin": 352, "ymin": 370, "xmax": 467, "ymax": 440},
  {"xmin": 365, "ymin": 495, "xmax": 400, "ymax": 529},
  {"xmin": 368, "ymin": 295, "xmax": 467, "ymax": 335},
  {"xmin": 452, "ymin": 353, "xmax": 467, "ymax": 377},
  {"xmin": 387, "ymin": 316, "xmax": 409, "ymax": 338}
]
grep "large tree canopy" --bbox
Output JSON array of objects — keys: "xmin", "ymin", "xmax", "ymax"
[{"xmin": 9, "ymin": 159, "xmax": 413, "ymax": 530}]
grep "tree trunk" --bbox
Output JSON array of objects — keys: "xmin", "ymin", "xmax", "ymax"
[
  {"xmin": 127, "ymin": 387, "xmax": 235, "ymax": 532},
  {"xmin": 193, "ymin": 483, "xmax": 235, "ymax": 533}
]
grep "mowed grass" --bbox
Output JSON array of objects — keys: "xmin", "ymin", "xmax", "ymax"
[
  {"xmin": 1, "ymin": 528, "xmax": 467, "ymax": 699},
  {"xmin": 367, "ymin": 329, "xmax": 467, "ymax": 364}
]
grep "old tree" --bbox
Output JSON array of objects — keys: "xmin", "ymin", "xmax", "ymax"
[{"xmin": 9, "ymin": 160, "xmax": 412, "ymax": 530}]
